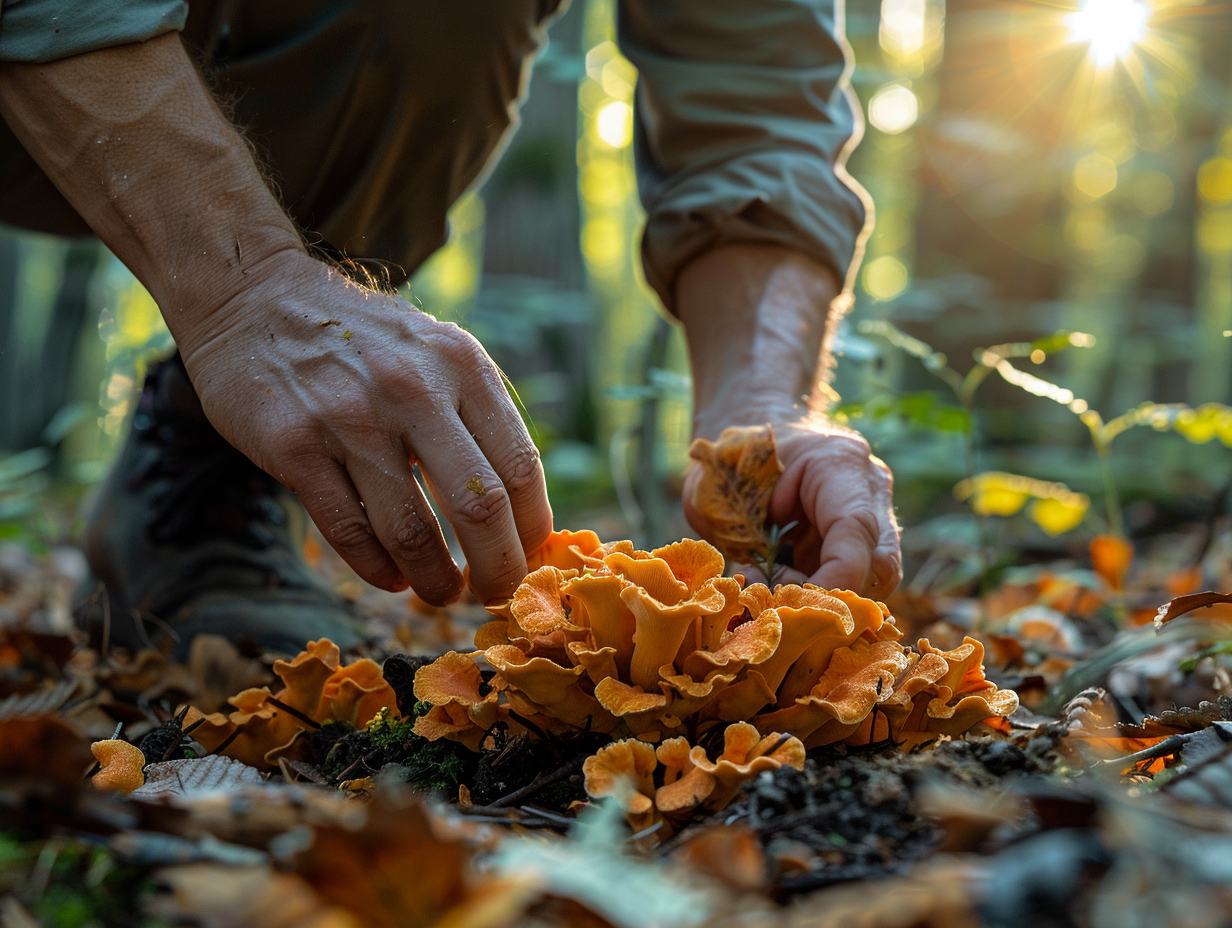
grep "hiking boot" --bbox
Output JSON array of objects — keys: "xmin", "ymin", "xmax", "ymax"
[{"xmin": 79, "ymin": 353, "xmax": 363, "ymax": 660}]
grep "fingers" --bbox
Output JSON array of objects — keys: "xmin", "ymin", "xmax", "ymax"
[
  {"xmin": 459, "ymin": 366, "xmax": 554, "ymax": 556},
  {"xmin": 810, "ymin": 511, "xmax": 877, "ymax": 592},
  {"xmin": 285, "ymin": 454, "xmax": 408, "ymax": 593},
  {"xmin": 785, "ymin": 436, "xmax": 900, "ymax": 597},
  {"xmin": 345, "ymin": 447, "xmax": 463, "ymax": 606},
  {"xmin": 408, "ymin": 411, "xmax": 530, "ymax": 604},
  {"xmin": 867, "ymin": 458, "xmax": 903, "ymax": 594}
]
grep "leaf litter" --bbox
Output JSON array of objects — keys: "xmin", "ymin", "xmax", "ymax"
[{"xmin": 9, "ymin": 428, "xmax": 1232, "ymax": 925}]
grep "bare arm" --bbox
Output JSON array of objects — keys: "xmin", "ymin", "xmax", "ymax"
[
  {"xmin": 0, "ymin": 34, "xmax": 553, "ymax": 604},
  {"xmin": 677, "ymin": 244, "xmax": 901, "ymax": 595}
]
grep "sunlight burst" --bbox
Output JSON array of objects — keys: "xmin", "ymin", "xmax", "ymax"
[{"xmin": 1066, "ymin": 0, "xmax": 1150, "ymax": 68}]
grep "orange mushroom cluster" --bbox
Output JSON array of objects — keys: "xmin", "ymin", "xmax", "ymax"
[
  {"xmin": 187, "ymin": 639, "xmax": 398, "ymax": 770},
  {"xmin": 582, "ymin": 722, "xmax": 806, "ymax": 835},
  {"xmin": 412, "ymin": 531, "xmax": 1019, "ymax": 801}
]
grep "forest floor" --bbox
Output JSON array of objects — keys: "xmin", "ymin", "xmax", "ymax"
[{"xmin": 4, "ymin": 513, "xmax": 1232, "ymax": 928}]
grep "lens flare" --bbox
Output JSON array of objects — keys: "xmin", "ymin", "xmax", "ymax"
[{"xmin": 1067, "ymin": 0, "xmax": 1149, "ymax": 67}]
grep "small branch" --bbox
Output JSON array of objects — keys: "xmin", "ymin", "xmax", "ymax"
[
  {"xmin": 265, "ymin": 696, "xmax": 322, "ymax": 729},
  {"xmin": 490, "ymin": 756, "xmax": 584, "ymax": 808},
  {"xmin": 1094, "ymin": 732, "xmax": 1194, "ymax": 772}
]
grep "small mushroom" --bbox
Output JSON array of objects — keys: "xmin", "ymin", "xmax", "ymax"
[
  {"xmin": 319, "ymin": 658, "xmax": 399, "ymax": 728},
  {"xmin": 688, "ymin": 722, "xmax": 806, "ymax": 809},
  {"xmin": 509, "ymin": 566, "xmax": 585, "ymax": 641},
  {"xmin": 91, "ymin": 739, "xmax": 145, "ymax": 794},
  {"xmin": 654, "ymin": 736, "xmax": 715, "ymax": 817},
  {"xmin": 484, "ymin": 644, "xmax": 615, "ymax": 731},
  {"xmin": 562, "ymin": 572, "xmax": 636, "ymax": 673},
  {"xmin": 583, "ymin": 739, "xmax": 660, "ymax": 833},
  {"xmin": 622, "ymin": 580, "xmax": 729, "ymax": 690}
]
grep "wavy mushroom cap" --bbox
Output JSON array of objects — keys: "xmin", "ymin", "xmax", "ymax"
[
  {"xmin": 583, "ymin": 739, "xmax": 660, "ymax": 832},
  {"xmin": 688, "ymin": 722, "xmax": 805, "ymax": 808},
  {"xmin": 319, "ymin": 658, "xmax": 399, "ymax": 728},
  {"xmin": 91, "ymin": 739, "xmax": 145, "ymax": 794},
  {"xmin": 527, "ymin": 529, "xmax": 604, "ymax": 572}
]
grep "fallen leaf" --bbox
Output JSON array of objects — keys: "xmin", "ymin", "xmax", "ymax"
[
  {"xmin": 148, "ymin": 863, "xmax": 360, "ymax": 928},
  {"xmin": 291, "ymin": 790, "xmax": 526, "ymax": 928},
  {"xmin": 687, "ymin": 425, "xmax": 784, "ymax": 566},
  {"xmin": 0, "ymin": 714, "xmax": 93, "ymax": 787},
  {"xmin": 130, "ymin": 756, "xmax": 264, "ymax": 801},
  {"xmin": 674, "ymin": 823, "xmax": 768, "ymax": 893},
  {"xmin": 1154, "ymin": 591, "xmax": 1232, "ymax": 629}
]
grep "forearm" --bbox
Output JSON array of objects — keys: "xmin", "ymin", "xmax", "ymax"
[
  {"xmin": 676, "ymin": 244, "xmax": 843, "ymax": 439},
  {"xmin": 0, "ymin": 33, "xmax": 303, "ymax": 341}
]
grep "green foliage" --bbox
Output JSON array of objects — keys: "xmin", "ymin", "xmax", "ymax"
[
  {"xmin": 0, "ymin": 832, "xmax": 171, "ymax": 928},
  {"xmin": 838, "ymin": 391, "xmax": 973, "ymax": 434}
]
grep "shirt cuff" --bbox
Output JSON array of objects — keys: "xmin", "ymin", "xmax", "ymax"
[
  {"xmin": 0, "ymin": 0, "xmax": 188, "ymax": 62},
  {"xmin": 640, "ymin": 147, "xmax": 871, "ymax": 313}
]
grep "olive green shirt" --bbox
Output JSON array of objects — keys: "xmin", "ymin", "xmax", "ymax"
[{"xmin": 0, "ymin": 0, "xmax": 869, "ymax": 307}]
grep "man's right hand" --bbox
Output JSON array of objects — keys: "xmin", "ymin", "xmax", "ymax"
[
  {"xmin": 181, "ymin": 249, "xmax": 553, "ymax": 605},
  {"xmin": 0, "ymin": 34, "xmax": 552, "ymax": 604}
]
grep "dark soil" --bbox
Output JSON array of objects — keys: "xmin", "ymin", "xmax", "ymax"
[{"xmin": 722, "ymin": 737, "xmax": 1042, "ymax": 896}]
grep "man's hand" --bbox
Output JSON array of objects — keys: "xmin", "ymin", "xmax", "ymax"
[
  {"xmin": 677, "ymin": 245, "xmax": 901, "ymax": 595},
  {"xmin": 0, "ymin": 35, "xmax": 553, "ymax": 604},
  {"xmin": 183, "ymin": 250, "xmax": 553, "ymax": 605}
]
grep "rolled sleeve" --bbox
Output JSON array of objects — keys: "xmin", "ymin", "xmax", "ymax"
[
  {"xmin": 618, "ymin": 0, "xmax": 871, "ymax": 311},
  {"xmin": 0, "ymin": 0, "xmax": 187, "ymax": 63}
]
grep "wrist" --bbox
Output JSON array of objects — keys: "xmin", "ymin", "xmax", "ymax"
[{"xmin": 675, "ymin": 244, "xmax": 843, "ymax": 441}]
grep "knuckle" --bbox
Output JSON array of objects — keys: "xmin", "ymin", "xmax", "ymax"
[
  {"xmin": 455, "ymin": 483, "xmax": 511, "ymax": 526},
  {"xmin": 502, "ymin": 443, "xmax": 543, "ymax": 493},
  {"xmin": 846, "ymin": 507, "xmax": 882, "ymax": 546},
  {"xmin": 268, "ymin": 422, "xmax": 321, "ymax": 465},
  {"xmin": 328, "ymin": 514, "xmax": 378, "ymax": 553},
  {"xmin": 822, "ymin": 427, "xmax": 870, "ymax": 454},
  {"xmin": 390, "ymin": 511, "xmax": 441, "ymax": 561},
  {"xmin": 436, "ymin": 322, "xmax": 487, "ymax": 363}
]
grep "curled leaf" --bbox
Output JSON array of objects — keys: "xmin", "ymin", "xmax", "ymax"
[{"xmin": 687, "ymin": 425, "xmax": 784, "ymax": 565}]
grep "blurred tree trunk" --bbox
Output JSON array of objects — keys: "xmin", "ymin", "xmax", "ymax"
[{"xmin": 0, "ymin": 236, "xmax": 104, "ymax": 453}]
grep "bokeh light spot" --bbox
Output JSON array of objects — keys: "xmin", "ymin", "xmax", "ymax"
[
  {"xmin": 1073, "ymin": 153, "xmax": 1118, "ymax": 200},
  {"xmin": 596, "ymin": 101, "xmax": 633, "ymax": 148},
  {"xmin": 1199, "ymin": 157, "xmax": 1232, "ymax": 205},
  {"xmin": 864, "ymin": 255, "xmax": 910, "ymax": 301},
  {"xmin": 1198, "ymin": 212, "xmax": 1232, "ymax": 255},
  {"xmin": 869, "ymin": 84, "xmax": 920, "ymax": 135}
]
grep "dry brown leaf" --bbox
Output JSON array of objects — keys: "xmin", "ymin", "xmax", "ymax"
[
  {"xmin": 674, "ymin": 824, "xmax": 769, "ymax": 894},
  {"xmin": 0, "ymin": 714, "xmax": 93, "ymax": 787},
  {"xmin": 291, "ymin": 790, "xmax": 527, "ymax": 928},
  {"xmin": 687, "ymin": 425, "xmax": 784, "ymax": 566},
  {"xmin": 1154, "ymin": 591, "xmax": 1232, "ymax": 629},
  {"xmin": 130, "ymin": 756, "xmax": 264, "ymax": 801},
  {"xmin": 148, "ymin": 863, "xmax": 360, "ymax": 928}
]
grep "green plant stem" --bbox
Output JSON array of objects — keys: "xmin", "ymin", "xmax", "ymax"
[{"xmin": 1096, "ymin": 443, "xmax": 1124, "ymax": 538}]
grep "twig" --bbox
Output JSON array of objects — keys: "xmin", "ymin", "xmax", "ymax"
[
  {"xmin": 629, "ymin": 820, "xmax": 664, "ymax": 842},
  {"xmin": 490, "ymin": 756, "xmax": 584, "ymax": 808},
  {"xmin": 1094, "ymin": 732, "xmax": 1195, "ymax": 772},
  {"xmin": 264, "ymin": 696, "xmax": 322, "ymax": 729},
  {"xmin": 206, "ymin": 727, "xmax": 243, "ymax": 758},
  {"xmin": 449, "ymin": 806, "xmax": 562, "ymax": 829},
  {"xmin": 332, "ymin": 750, "xmax": 378, "ymax": 784},
  {"xmin": 505, "ymin": 710, "xmax": 549, "ymax": 743},
  {"xmin": 520, "ymin": 805, "xmax": 576, "ymax": 828}
]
